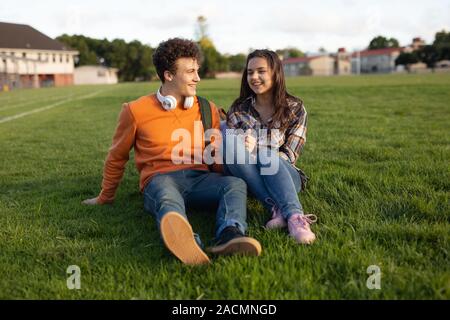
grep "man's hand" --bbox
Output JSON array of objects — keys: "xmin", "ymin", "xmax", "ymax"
[{"xmin": 82, "ymin": 197, "xmax": 100, "ymax": 205}]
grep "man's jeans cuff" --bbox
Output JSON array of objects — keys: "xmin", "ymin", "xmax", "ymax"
[{"xmin": 215, "ymin": 219, "xmax": 246, "ymax": 240}]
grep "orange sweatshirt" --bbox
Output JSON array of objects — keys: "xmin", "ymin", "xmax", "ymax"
[{"xmin": 97, "ymin": 94, "xmax": 221, "ymax": 204}]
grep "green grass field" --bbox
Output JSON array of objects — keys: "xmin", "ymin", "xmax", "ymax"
[{"xmin": 0, "ymin": 73, "xmax": 449, "ymax": 299}]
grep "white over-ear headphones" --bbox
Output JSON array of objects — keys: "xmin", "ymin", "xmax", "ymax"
[{"xmin": 156, "ymin": 88, "xmax": 194, "ymax": 111}]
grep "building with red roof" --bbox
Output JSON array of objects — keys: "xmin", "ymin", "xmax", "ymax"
[
  {"xmin": 0, "ymin": 21, "xmax": 78, "ymax": 89},
  {"xmin": 351, "ymin": 47, "xmax": 403, "ymax": 74},
  {"xmin": 282, "ymin": 48, "xmax": 351, "ymax": 77}
]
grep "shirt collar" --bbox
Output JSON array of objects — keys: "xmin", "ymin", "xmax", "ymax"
[{"xmin": 248, "ymin": 95, "xmax": 274, "ymax": 125}]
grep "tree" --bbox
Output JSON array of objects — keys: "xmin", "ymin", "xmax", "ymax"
[
  {"xmin": 395, "ymin": 52, "xmax": 419, "ymax": 66},
  {"xmin": 57, "ymin": 34, "xmax": 97, "ymax": 65},
  {"xmin": 299, "ymin": 64, "xmax": 312, "ymax": 76},
  {"xmin": 276, "ymin": 47, "xmax": 305, "ymax": 59},
  {"xmin": 393, "ymin": 31, "xmax": 449, "ymax": 69},
  {"xmin": 416, "ymin": 45, "xmax": 439, "ymax": 68},
  {"xmin": 433, "ymin": 30, "xmax": 450, "ymax": 60},
  {"xmin": 368, "ymin": 36, "xmax": 400, "ymax": 50},
  {"xmin": 228, "ymin": 54, "xmax": 247, "ymax": 72},
  {"xmin": 56, "ymin": 35, "xmax": 156, "ymax": 81},
  {"xmin": 198, "ymin": 38, "xmax": 222, "ymax": 78},
  {"xmin": 288, "ymin": 48, "xmax": 304, "ymax": 58},
  {"xmin": 195, "ymin": 16, "xmax": 224, "ymax": 78},
  {"xmin": 105, "ymin": 39, "xmax": 128, "ymax": 74},
  {"xmin": 434, "ymin": 30, "xmax": 450, "ymax": 45}
]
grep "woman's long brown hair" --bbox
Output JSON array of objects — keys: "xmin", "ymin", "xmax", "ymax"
[{"xmin": 230, "ymin": 49, "xmax": 301, "ymax": 131}]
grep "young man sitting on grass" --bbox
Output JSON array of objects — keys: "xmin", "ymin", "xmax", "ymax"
[{"xmin": 82, "ymin": 38, "xmax": 261, "ymax": 265}]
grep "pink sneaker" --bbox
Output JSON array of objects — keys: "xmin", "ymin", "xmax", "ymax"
[
  {"xmin": 264, "ymin": 198, "xmax": 287, "ymax": 229},
  {"xmin": 265, "ymin": 206, "xmax": 287, "ymax": 229},
  {"xmin": 288, "ymin": 213, "xmax": 317, "ymax": 244}
]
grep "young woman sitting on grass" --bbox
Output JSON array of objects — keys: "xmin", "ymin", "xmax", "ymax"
[{"xmin": 221, "ymin": 49, "xmax": 317, "ymax": 244}]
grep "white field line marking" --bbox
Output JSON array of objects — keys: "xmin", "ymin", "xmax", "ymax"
[
  {"xmin": 0, "ymin": 93, "xmax": 78, "ymax": 111},
  {"xmin": 0, "ymin": 88, "xmax": 97, "ymax": 111},
  {"xmin": 0, "ymin": 94, "xmax": 24, "ymax": 104},
  {"xmin": 0, "ymin": 91, "xmax": 62, "ymax": 105},
  {"xmin": 0, "ymin": 87, "xmax": 79, "ymax": 101},
  {"xmin": 0, "ymin": 90, "xmax": 105, "ymax": 124}
]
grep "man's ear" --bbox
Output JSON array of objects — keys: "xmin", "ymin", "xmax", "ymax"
[{"xmin": 163, "ymin": 71, "xmax": 173, "ymax": 82}]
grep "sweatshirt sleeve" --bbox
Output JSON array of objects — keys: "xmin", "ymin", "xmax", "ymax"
[{"xmin": 97, "ymin": 103, "xmax": 136, "ymax": 203}]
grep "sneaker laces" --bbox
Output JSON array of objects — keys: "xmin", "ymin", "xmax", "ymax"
[
  {"xmin": 291, "ymin": 214, "xmax": 317, "ymax": 228},
  {"xmin": 303, "ymin": 214, "xmax": 318, "ymax": 224}
]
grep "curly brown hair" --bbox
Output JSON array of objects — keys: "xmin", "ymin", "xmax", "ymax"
[{"xmin": 152, "ymin": 38, "xmax": 202, "ymax": 82}]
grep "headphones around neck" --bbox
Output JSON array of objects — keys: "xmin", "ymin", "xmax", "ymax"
[{"xmin": 156, "ymin": 88, "xmax": 194, "ymax": 111}]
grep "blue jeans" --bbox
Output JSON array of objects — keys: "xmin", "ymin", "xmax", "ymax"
[
  {"xmin": 143, "ymin": 169, "xmax": 247, "ymax": 241},
  {"xmin": 221, "ymin": 121, "xmax": 303, "ymax": 220}
]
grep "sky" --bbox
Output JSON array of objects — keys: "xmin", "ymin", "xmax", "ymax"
[{"xmin": 1, "ymin": 0, "xmax": 449, "ymax": 55}]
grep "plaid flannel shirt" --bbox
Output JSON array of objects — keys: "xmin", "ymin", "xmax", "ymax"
[{"xmin": 226, "ymin": 96, "xmax": 308, "ymax": 166}]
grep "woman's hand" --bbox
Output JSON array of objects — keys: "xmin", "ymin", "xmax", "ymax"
[{"xmin": 245, "ymin": 134, "xmax": 257, "ymax": 153}]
